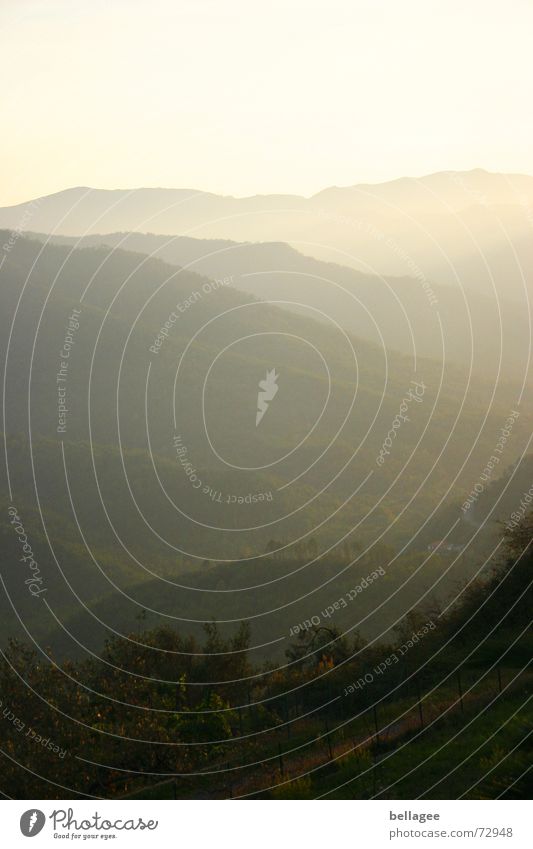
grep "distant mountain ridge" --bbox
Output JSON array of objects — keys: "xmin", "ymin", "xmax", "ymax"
[
  {"xmin": 27, "ymin": 229, "xmax": 533, "ymax": 382},
  {"xmin": 2, "ymin": 170, "xmax": 532, "ymax": 303}
]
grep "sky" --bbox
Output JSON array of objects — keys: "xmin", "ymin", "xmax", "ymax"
[{"xmin": 1, "ymin": 0, "xmax": 532, "ymax": 205}]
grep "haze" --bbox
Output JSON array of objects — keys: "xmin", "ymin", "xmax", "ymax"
[{"xmin": 2, "ymin": 0, "xmax": 533, "ymax": 205}]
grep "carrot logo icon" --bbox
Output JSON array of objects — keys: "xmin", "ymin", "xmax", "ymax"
[
  {"xmin": 20, "ymin": 809, "xmax": 46, "ymax": 836},
  {"xmin": 256, "ymin": 368, "xmax": 279, "ymax": 426}
]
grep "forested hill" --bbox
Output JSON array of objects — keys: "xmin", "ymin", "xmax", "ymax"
[{"xmin": 0, "ymin": 234, "xmax": 531, "ymax": 661}]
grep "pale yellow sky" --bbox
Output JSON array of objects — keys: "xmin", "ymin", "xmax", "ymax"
[{"xmin": 1, "ymin": 0, "xmax": 532, "ymax": 205}]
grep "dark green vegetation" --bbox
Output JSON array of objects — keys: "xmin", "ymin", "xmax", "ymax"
[
  {"xmin": 0, "ymin": 233, "xmax": 531, "ymax": 799},
  {"xmin": 0, "ymin": 519, "xmax": 530, "ymax": 799},
  {"xmin": 1, "ymin": 234, "xmax": 531, "ymax": 658}
]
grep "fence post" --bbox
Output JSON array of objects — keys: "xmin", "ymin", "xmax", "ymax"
[
  {"xmin": 226, "ymin": 763, "xmax": 233, "ymax": 798},
  {"xmin": 372, "ymin": 702, "xmax": 380, "ymax": 751},
  {"xmin": 457, "ymin": 669, "xmax": 464, "ymax": 714},
  {"xmin": 416, "ymin": 678, "xmax": 424, "ymax": 729},
  {"xmin": 324, "ymin": 714, "xmax": 333, "ymax": 760}
]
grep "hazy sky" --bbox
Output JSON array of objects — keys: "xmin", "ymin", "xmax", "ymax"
[{"xmin": 1, "ymin": 0, "xmax": 532, "ymax": 205}]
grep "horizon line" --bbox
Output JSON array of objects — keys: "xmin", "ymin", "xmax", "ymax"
[{"xmin": 3, "ymin": 167, "xmax": 533, "ymax": 209}]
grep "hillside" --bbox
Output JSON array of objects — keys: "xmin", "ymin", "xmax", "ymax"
[
  {"xmin": 1, "ymin": 233, "xmax": 531, "ymax": 663},
  {"xmin": 1, "ymin": 170, "xmax": 533, "ymax": 304},
  {"xmin": 38, "ymin": 230, "xmax": 533, "ymax": 380},
  {"xmin": 0, "ymin": 520, "xmax": 530, "ymax": 799}
]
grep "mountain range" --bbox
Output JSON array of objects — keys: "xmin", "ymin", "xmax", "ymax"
[
  {"xmin": 1, "ymin": 169, "xmax": 532, "ymax": 303},
  {"xmin": 1, "ymin": 231, "xmax": 531, "ymax": 659},
  {"xmin": 34, "ymin": 229, "xmax": 532, "ymax": 381}
]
